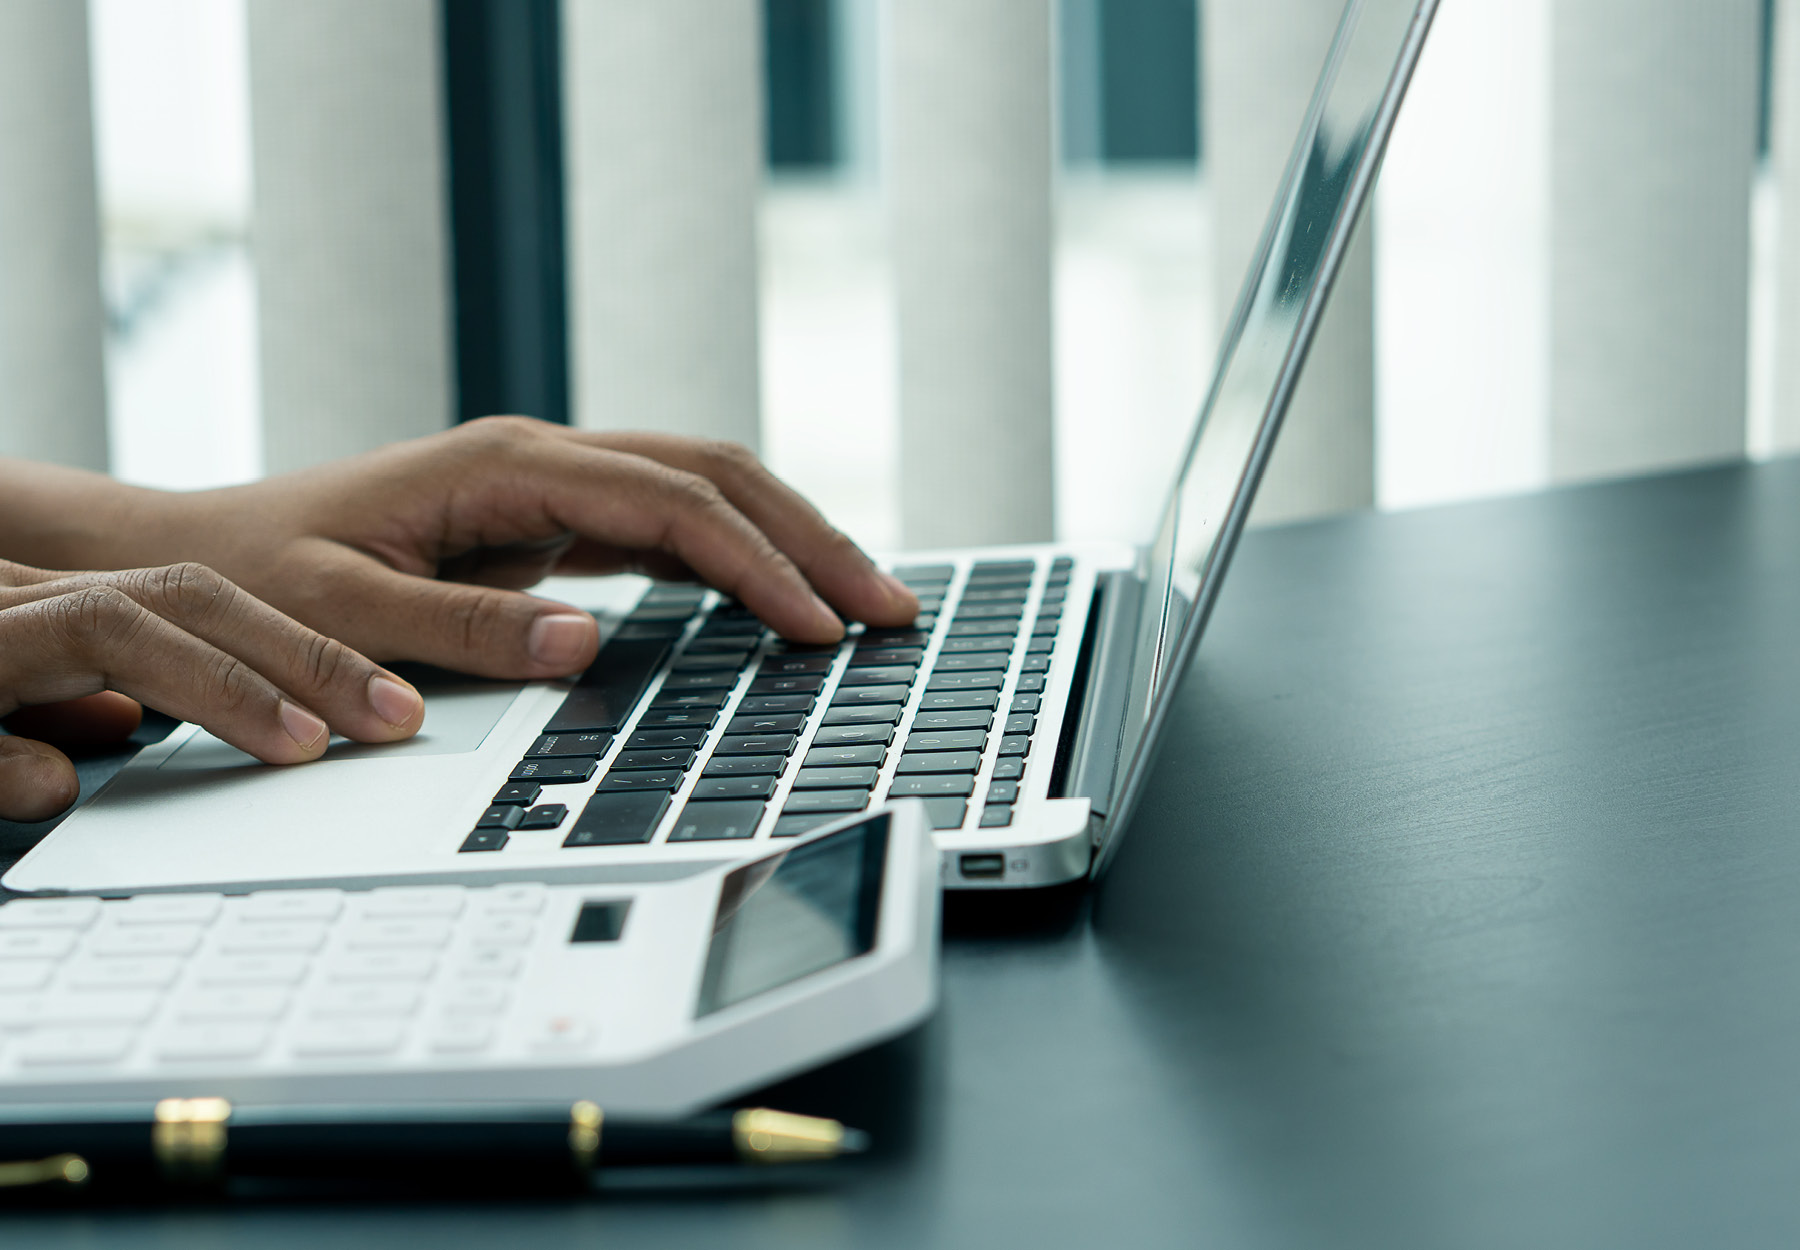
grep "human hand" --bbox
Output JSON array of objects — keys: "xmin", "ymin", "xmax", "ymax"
[
  {"xmin": 0, "ymin": 560, "xmax": 424, "ymax": 822},
  {"xmin": 100, "ymin": 420, "xmax": 919, "ymax": 680}
]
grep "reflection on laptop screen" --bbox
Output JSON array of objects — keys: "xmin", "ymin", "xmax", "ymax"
[{"xmin": 1104, "ymin": 0, "xmax": 1437, "ymax": 844}]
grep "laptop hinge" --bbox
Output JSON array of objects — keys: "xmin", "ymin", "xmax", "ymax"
[{"xmin": 1053, "ymin": 570, "xmax": 1142, "ymax": 833}]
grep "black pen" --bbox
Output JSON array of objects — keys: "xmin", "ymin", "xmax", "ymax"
[{"xmin": 0, "ymin": 1097, "xmax": 868, "ymax": 1191}]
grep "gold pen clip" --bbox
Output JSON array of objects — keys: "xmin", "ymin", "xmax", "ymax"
[
  {"xmin": 153, "ymin": 1097, "xmax": 231, "ymax": 1186},
  {"xmin": 0, "ymin": 1154, "xmax": 90, "ymax": 1190}
]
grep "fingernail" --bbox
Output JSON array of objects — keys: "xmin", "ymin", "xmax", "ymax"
[
  {"xmin": 528, "ymin": 613, "xmax": 596, "ymax": 671},
  {"xmin": 368, "ymin": 675, "xmax": 423, "ymax": 728},
  {"xmin": 280, "ymin": 701, "xmax": 329, "ymax": 751},
  {"xmin": 881, "ymin": 572, "xmax": 918, "ymax": 605}
]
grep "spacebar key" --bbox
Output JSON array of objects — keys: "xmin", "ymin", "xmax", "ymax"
[
  {"xmin": 564, "ymin": 790, "xmax": 671, "ymax": 847},
  {"xmin": 545, "ymin": 639, "xmax": 672, "ymax": 733}
]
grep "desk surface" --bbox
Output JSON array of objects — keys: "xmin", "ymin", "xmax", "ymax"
[{"xmin": 8, "ymin": 459, "xmax": 1800, "ymax": 1249}]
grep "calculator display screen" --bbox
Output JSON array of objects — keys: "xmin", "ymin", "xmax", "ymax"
[{"xmin": 696, "ymin": 814, "xmax": 889, "ymax": 1017}]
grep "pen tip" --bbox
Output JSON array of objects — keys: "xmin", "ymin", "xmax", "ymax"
[{"xmin": 838, "ymin": 1128, "xmax": 871, "ymax": 1156}]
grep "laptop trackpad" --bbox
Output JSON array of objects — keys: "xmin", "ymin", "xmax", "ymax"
[{"xmin": 160, "ymin": 674, "xmax": 525, "ymax": 772}]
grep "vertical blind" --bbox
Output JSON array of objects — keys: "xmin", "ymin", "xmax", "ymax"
[{"xmin": 0, "ymin": 0, "xmax": 1796, "ymax": 544}]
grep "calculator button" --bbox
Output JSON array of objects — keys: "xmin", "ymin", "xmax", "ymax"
[
  {"xmin": 87, "ymin": 924, "xmax": 206, "ymax": 958},
  {"xmin": 217, "ymin": 922, "xmax": 328, "ymax": 954},
  {"xmin": 436, "ymin": 982, "xmax": 511, "ymax": 1015},
  {"xmin": 111, "ymin": 895, "xmax": 223, "ymax": 925},
  {"xmin": 236, "ymin": 890, "xmax": 344, "ymax": 922},
  {"xmin": 0, "ymin": 898, "xmax": 102, "ymax": 930},
  {"xmin": 14, "ymin": 1027, "xmax": 135, "ymax": 1067},
  {"xmin": 452, "ymin": 949, "xmax": 522, "ymax": 980},
  {"xmin": 195, "ymin": 954, "xmax": 310, "ymax": 986},
  {"xmin": 360, "ymin": 888, "xmax": 466, "ymax": 919},
  {"xmin": 62, "ymin": 956, "xmax": 183, "ymax": 990},
  {"xmin": 32, "ymin": 991, "xmax": 161, "ymax": 1026},
  {"xmin": 173, "ymin": 987, "xmax": 292, "ymax": 1021},
  {"xmin": 324, "ymin": 952, "xmax": 438, "ymax": 982},
  {"xmin": 474, "ymin": 885, "xmax": 547, "ymax": 915},
  {"xmin": 343, "ymin": 920, "xmax": 453, "ymax": 950},
  {"xmin": 290, "ymin": 1021, "xmax": 406, "ymax": 1058},
  {"xmin": 461, "ymin": 917, "xmax": 537, "ymax": 947},
  {"xmin": 426, "ymin": 1017, "xmax": 497, "ymax": 1054},
  {"xmin": 0, "ymin": 961, "xmax": 57, "ymax": 992},
  {"xmin": 304, "ymin": 984, "xmax": 424, "ymax": 1019},
  {"xmin": 527, "ymin": 1015, "xmax": 596, "ymax": 1054},
  {"xmin": 0, "ymin": 930, "xmax": 78, "ymax": 960},
  {"xmin": 155, "ymin": 1024, "xmax": 272, "ymax": 1062}
]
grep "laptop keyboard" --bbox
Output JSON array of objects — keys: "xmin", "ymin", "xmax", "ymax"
[{"xmin": 459, "ymin": 556, "xmax": 1077, "ymax": 853}]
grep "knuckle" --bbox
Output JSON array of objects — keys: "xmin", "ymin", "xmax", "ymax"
[
  {"xmin": 55, "ymin": 585, "xmax": 142, "ymax": 651},
  {"xmin": 460, "ymin": 413, "xmax": 545, "ymax": 454},
  {"xmin": 298, "ymin": 630, "xmax": 356, "ymax": 692},
  {"xmin": 205, "ymin": 651, "xmax": 258, "ymax": 716},
  {"xmin": 702, "ymin": 439, "xmax": 762, "ymax": 479},
  {"xmin": 144, "ymin": 561, "xmax": 231, "ymax": 623}
]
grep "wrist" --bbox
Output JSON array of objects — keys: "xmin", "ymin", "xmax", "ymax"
[{"xmin": 0, "ymin": 460, "xmax": 188, "ymax": 571}]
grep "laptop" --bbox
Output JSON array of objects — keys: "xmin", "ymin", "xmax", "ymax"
[{"xmin": 3, "ymin": 0, "xmax": 1439, "ymax": 898}]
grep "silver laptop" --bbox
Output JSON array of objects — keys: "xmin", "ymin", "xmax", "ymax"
[{"xmin": 3, "ymin": 0, "xmax": 1439, "ymax": 898}]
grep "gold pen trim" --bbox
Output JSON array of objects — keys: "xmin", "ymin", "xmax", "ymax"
[
  {"xmin": 568, "ymin": 1101, "xmax": 603, "ymax": 1174},
  {"xmin": 152, "ymin": 1097, "xmax": 231, "ymax": 1186},
  {"xmin": 0, "ymin": 1153, "xmax": 90, "ymax": 1190},
  {"xmin": 731, "ymin": 1108, "xmax": 847, "ymax": 1164}
]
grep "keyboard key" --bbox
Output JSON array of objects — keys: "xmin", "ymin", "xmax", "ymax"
[
  {"xmin": 15, "ymin": 1028, "xmax": 135, "ymax": 1067},
  {"xmin": 305, "ymin": 984, "xmax": 425, "ymax": 1018},
  {"xmin": 668, "ymin": 800, "xmax": 765, "ymax": 841},
  {"xmin": 811, "ymin": 723, "xmax": 895, "ymax": 747},
  {"xmin": 1020, "ymin": 656, "xmax": 1051, "ymax": 674},
  {"xmin": 453, "ymin": 949, "xmax": 523, "ymax": 979},
  {"xmin": 822, "ymin": 704, "xmax": 903, "ymax": 726},
  {"xmin": 63, "ymin": 956, "xmax": 183, "ymax": 990},
  {"xmin": 694, "ymin": 616, "xmax": 764, "ymax": 637},
  {"xmin": 972, "ymin": 559, "xmax": 1036, "ymax": 575},
  {"xmin": 518, "ymin": 804, "xmax": 568, "ymax": 830},
  {"xmin": 649, "ymin": 689, "xmax": 730, "ymax": 711},
  {"xmin": 565, "ymin": 790, "xmax": 671, "ymax": 846},
  {"xmin": 1015, "ymin": 674, "xmax": 1047, "ymax": 693},
  {"xmin": 526, "ymin": 732, "xmax": 613, "ymax": 759},
  {"xmin": 986, "ymin": 780, "xmax": 1020, "ymax": 804},
  {"xmin": 893, "ymin": 563, "xmax": 955, "ymax": 580},
  {"xmin": 323, "ymin": 952, "xmax": 438, "ymax": 982},
  {"xmin": 896, "ymin": 751, "xmax": 982, "ymax": 774},
  {"xmin": 669, "ymin": 652, "xmax": 746, "ymax": 673},
  {"xmin": 463, "ymin": 917, "xmax": 537, "ymax": 947},
  {"xmin": 958, "ymin": 587, "xmax": 1029, "ymax": 604},
  {"xmin": 953, "ymin": 603, "xmax": 1024, "ymax": 620},
  {"xmin": 492, "ymin": 782, "xmax": 542, "ymax": 806},
  {"xmin": 946, "ymin": 619, "xmax": 1019, "ymax": 638},
  {"xmin": 437, "ymin": 982, "xmax": 511, "ymax": 1014},
  {"xmin": 0, "ymin": 930, "xmax": 77, "ymax": 959},
  {"xmin": 509, "ymin": 758, "xmax": 597, "ymax": 785},
  {"xmin": 993, "ymin": 759, "xmax": 1025, "ymax": 781},
  {"xmin": 626, "ymin": 604, "xmax": 700, "ymax": 624},
  {"xmin": 690, "ymin": 776, "xmax": 779, "ymax": 801},
  {"xmin": 850, "ymin": 647, "xmax": 923, "ymax": 667},
  {"xmin": 427, "ymin": 1018, "xmax": 498, "ymax": 1055},
  {"xmin": 474, "ymin": 885, "xmax": 546, "ymax": 915},
  {"xmin": 195, "ymin": 954, "xmax": 309, "ymax": 986},
  {"xmin": 938, "ymin": 636, "xmax": 1013, "ymax": 655},
  {"xmin": 0, "ymin": 898, "xmax": 101, "ymax": 929},
  {"xmin": 889, "ymin": 774, "xmax": 975, "ymax": 798},
  {"xmin": 932, "ymin": 653, "xmax": 1010, "ymax": 673},
  {"xmin": 459, "ymin": 829, "xmax": 508, "ymax": 853},
  {"xmin": 919, "ymin": 798, "xmax": 969, "ymax": 830},
  {"xmin": 748, "ymin": 674, "xmax": 826, "ymax": 696},
  {"xmin": 111, "ymin": 896, "xmax": 223, "ymax": 925},
  {"xmin": 999, "ymin": 735, "xmax": 1031, "ymax": 756},
  {"xmin": 783, "ymin": 790, "xmax": 869, "ymax": 815},
  {"xmin": 792, "ymin": 766, "xmax": 880, "ymax": 790},
  {"xmin": 860, "ymin": 629, "xmax": 930, "ymax": 647},
  {"xmin": 918, "ymin": 691, "xmax": 999, "ymax": 712},
  {"xmin": 636, "ymin": 708, "xmax": 716, "ymax": 729},
  {"xmin": 626, "ymin": 727, "xmax": 709, "ymax": 750},
  {"xmin": 737, "ymin": 694, "xmax": 815, "ymax": 715},
  {"xmin": 841, "ymin": 658, "xmax": 916, "ymax": 683},
  {"xmin": 612, "ymin": 748, "xmax": 698, "ymax": 771},
  {"xmin": 0, "ymin": 961, "xmax": 55, "ymax": 991},
  {"xmin": 475, "ymin": 804, "xmax": 525, "ymax": 830},
  {"xmin": 830, "ymin": 684, "xmax": 910, "ymax": 707},
  {"xmin": 714, "ymin": 734, "xmax": 798, "ymax": 756},
  {"xmin": 597, "ymin": 770, "xmax": 685, "ymax": 791},
  {"xmin": 759, "ymin": 653, "xmax": 836, "ymax": 676},
  {"xmin": 1025, "ymin": 636, "xmax": 1055, "ymax": 654},
  {"xmin": 609, "ymin": 621, "xmax": 685, "ymax": 642},
  {"xmin": 911, "ymin": 710, "xmax": 995, "ymax": 731},
  {"xmin": 1030, "ymin": 619, "xmax": 1060, "ymax": 636},
  {"xmin": 218, "ymin": 922, "xmax": 328, "ymax": 954},
  {"xmin": 702, "ymin": 754, "xmax": 786, "ymax": 777},
  {"xmin": 546, "ymin": 638, "xmax": 670, "ymax": 731},
  {"xmin": 343, "ymin": 920, "xmax": 453, "ymax": 950},
  {"xmin": 174, "ymin": 987, "xmax": 291, "ymax": 1021},
  {"xmin": 683, "ymin": 636, "xmax": 758, "ymax": 654},
  {"xmin": 28, "ymin": 991, "xmax": 161, "ymax": 1026},
  {"xmin": 290, "ymin": 1021, "xmax": 406, "ymax": 1058},
  {"xmin": 803, "ymin": 744, "xmax": 886, "ymax": 768},
  {"xmin": 772, "ymin": 813, "xmax": 838, "ymax": 837},
  {"xmin": 659, "ymin": 670, "xmax": 739, "ymax": 692},
  {"xmin": 156, "ymin": 1024, "xmax": 273, "ymax": 1062},
  {"xmin": 87, "ymin": 925, "xmax": 205, "ymax": 957},
  {"xmin": 903, "ymin": 730, "xmax": 987, "ymax": 752},
  {"xmin": 1010, "ymin": 693, "xmax": 1042, "ymax": 714},
  {"xmin": 728, "ymin": 712, "xmax": 807, "ymax": 734},
  {"xmin": 980, "ymin": 805, "xmax": 1014, "ymax": 828},
  {"xmin": 927, "ymin": 672, "xmax": 1004, "ymax": 692}
]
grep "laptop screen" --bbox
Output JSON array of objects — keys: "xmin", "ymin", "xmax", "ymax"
[{"xmin": 1097, "ymin": 0, "xmax": 1438, "ymax": 868}]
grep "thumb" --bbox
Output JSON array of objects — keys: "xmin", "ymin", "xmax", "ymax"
[
  {"xmin": 312, "ymin": 558, "xmax": 600, "ymax": 680},
  {"xmin": 0, "ymin": 735, "xmax": 81, "ymax": 823}
]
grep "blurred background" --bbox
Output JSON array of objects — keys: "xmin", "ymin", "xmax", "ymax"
[{"xmin": 0, "ymin": 0, "xmax": 1790, "ymax": 553}]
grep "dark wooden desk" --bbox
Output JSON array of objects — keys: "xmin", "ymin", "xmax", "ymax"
[{"xmin": 8, "ymin": 459, "xmax": 1800, "ymax": 1248}]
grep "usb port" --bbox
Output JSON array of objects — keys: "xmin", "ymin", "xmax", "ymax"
[{"xmin": 959, "ymin": 854, "xmax": 1005, "ymax": 880}]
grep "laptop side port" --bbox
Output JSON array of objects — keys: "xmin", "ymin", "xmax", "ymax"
[{"xmin": 959, "ymin": 853, "xmax": 1006, "ymax": 880}]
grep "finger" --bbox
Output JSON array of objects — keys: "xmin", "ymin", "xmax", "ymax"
[
  {"xmin": 5, "ymin": 564, "xmax": 423, "ymax": 743},
  {"xmin": 0, "ymin": 736, "xmax": 80, "ymax": 823},
  {"xmin": 292, "ymin": 550, "xmax": 602, "ymax": 680},
  {"xmin": 2, "ymin": 691, "xmax": 143, "ymax": 752},
  {"xmin": 0, "ymin": 587, "xmax": 336, "ymax": 766},
  {"xmin": 573, "ymin": 431, "xmax": 918, "ymax": 626}
]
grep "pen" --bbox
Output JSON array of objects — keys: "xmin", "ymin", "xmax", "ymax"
[{"xmin": 0, "ymin": 1097, "xmax": 868, "ymax": 1190}]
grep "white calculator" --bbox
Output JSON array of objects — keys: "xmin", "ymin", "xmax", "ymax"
[{"xmin": 0, "ymin": 804, "xmax": 937, "ymax": 1116}]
